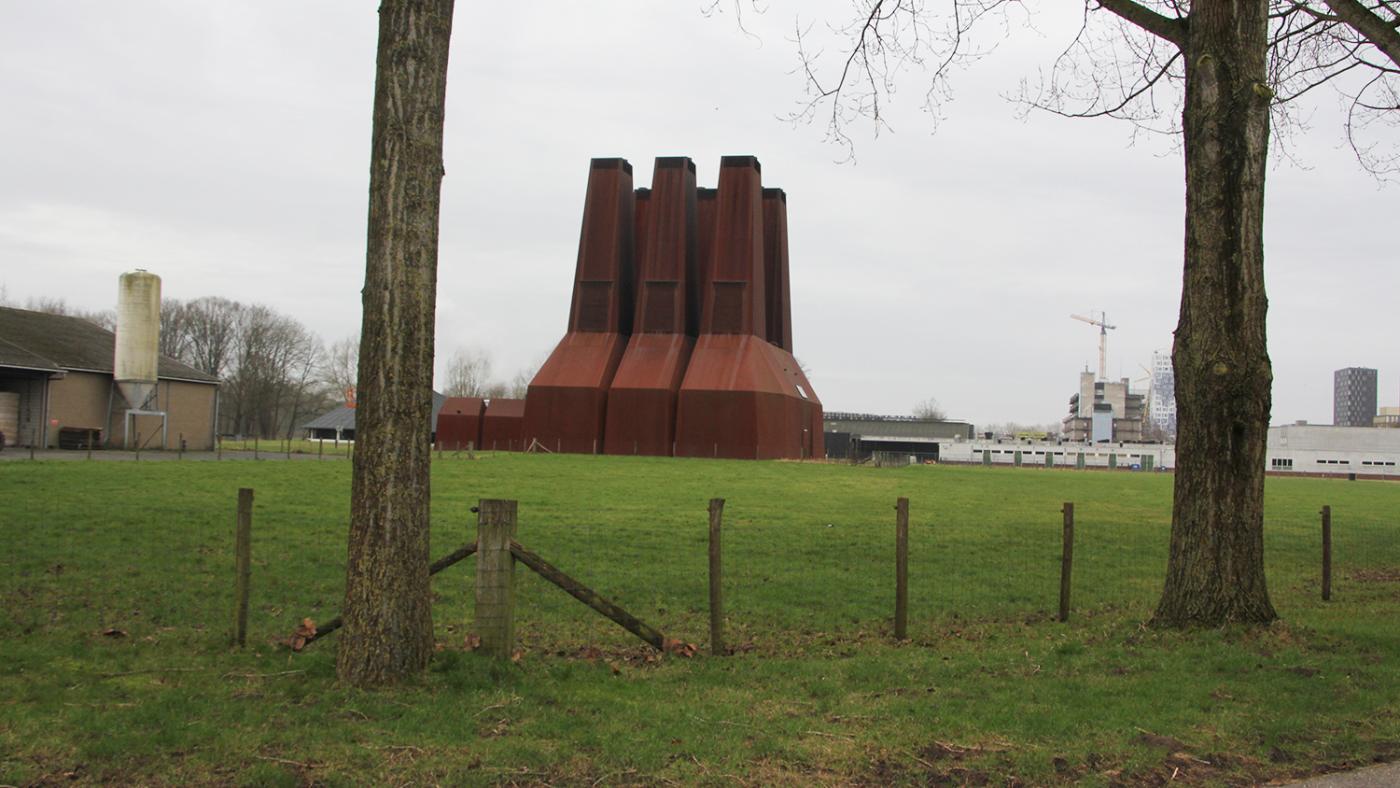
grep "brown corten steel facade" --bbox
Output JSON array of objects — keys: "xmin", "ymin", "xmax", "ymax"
[
  {"xmin": 522, "ymin": 155, "xmax": 822, "ymax": 460},
  {"xmin": 605, "ymin": 157, "xmax": 697, "ymax": 456},
  {"xmin": 481, "ymin": 398, "xmax": 526, "ymax": 452},
  {"xmin": 523, "ymin": 158, "xmax": 635, "ymax": 454},
  {"xmin": 436, "ymin": 397, "xmax": 485, "ymax": 451}
]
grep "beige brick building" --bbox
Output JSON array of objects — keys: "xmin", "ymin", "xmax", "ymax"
[{"xmin": 0, "ymin": 307, "xmax": 219, "ymax": 450}]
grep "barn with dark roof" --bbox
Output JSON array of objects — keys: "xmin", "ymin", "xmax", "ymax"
[{"xmin": 0, "ymin": 306, "xmax": 219, "ymax": 449}]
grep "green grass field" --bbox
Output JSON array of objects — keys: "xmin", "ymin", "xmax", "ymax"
[{"xmin": 2, "ymin": 454, "xmax": 1398, "ymax": 785}]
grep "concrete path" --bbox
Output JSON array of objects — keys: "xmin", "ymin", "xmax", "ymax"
[{"xmin": 1283, "ymin": 761, "xmax": 1400, "ymax": 787}]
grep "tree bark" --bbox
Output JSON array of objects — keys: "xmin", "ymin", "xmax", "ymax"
[
  {"xmin": 337, "ymin": 0, "xmax": 455, "ymax": 686},
  {"xmin": 1154, "ymin": 0, "xmax": 1278, "ymax": 627}
]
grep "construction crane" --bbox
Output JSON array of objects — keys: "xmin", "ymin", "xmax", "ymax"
[{"xmin": 1071, "ymin": 312, "xmax": 1117, "ymax": 381}]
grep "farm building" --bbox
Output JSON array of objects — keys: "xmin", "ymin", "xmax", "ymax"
[
  {"xmin": 301, "ymin": 391, "xmax": 448, "ymax": 443},
  {"xmin": 0, "ymin": 306, "xmax": 219, "ymax": 450}
]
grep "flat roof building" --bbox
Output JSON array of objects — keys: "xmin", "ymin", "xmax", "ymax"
[{"xmin": 823, "ymin": 412, "xmax": 974, "ymax": 461}]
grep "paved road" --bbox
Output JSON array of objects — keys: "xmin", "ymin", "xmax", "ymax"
[{"xmin": 1284, "ymin": 762, "xmax": 1400, "ymax": 787}]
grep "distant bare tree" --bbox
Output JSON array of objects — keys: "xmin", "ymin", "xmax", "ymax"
[
  {"xmin": 442, "ymin": 347, "xmax": 494, "ymax": 397},
  {"xmin": 23, "ymin": 296, "xmax": 116, "ymax": 331},
  {"xmin": 912, "ymin": 397, "xmax": 946, "ymax": 420},
  {"xmin": 322, "ymin": 334, "xmax": 360, "ymax": 402},
  {"xmin": 219, "ymin": 306, "xmax": 323, "ymax": 438},
  {"xmin": 505, "ymin": 355, "xmax": 545, "ymax": 399},
  {"xmin": 506, "ymin": 368, "xmax": 533, "ymax": 399},
  {"xmin": 159, "ymin": 299, "xmax": 190, "ymax": 361},
  {"xmin": 180, "ymin": 296, "xmax": 242, "ymax": 378}
]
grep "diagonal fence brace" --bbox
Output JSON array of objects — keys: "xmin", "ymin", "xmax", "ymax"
[{"xmin": 508, "ymin": 539, "xmax": 666, "ymax": 651}]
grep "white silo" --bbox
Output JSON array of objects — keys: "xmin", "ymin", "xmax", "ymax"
[{"xmin": 114, "ymin": 269, "xmax": 161, "ymax": 410}]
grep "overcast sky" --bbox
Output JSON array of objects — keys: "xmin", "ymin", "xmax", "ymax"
[{"xmin": 1, "ymin": 2, "xmax": 1395, "ymax": 428}]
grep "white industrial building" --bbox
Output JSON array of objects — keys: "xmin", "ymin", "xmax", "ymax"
[
  {"xmin": 1266, "ymin": 423, "xmax": 1400, "ymax": 478},
  {"xmin": 921, "ymin": 424, "xmax": 1399, "ymax": 479},
  {"xmin": 937, "ymin": 436, "xmax": 1175, "ymax": 470}
]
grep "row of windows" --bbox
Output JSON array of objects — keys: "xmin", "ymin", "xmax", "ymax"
[
  {"xmin": 986, "ymin": 450, "xmax": 1144, "ymax": 459},
  {"xmin": 1271, "ymin": 457, "xmax": 1397, "ymax": 469}
]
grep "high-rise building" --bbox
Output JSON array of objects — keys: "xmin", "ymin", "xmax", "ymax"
[
  {"xmin": 1148, "ymin": 350, "xmax": 1177, "ymax": 436},
  {"xmin": 1062, "ymin": 370, "xmax": 1146, "ymax": 442},
  {"xmin": 1333, "ymin": 367, "xmax": 1378, "ymax": 427}
]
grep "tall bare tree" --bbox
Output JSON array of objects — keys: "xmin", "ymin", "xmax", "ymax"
[
  {"xmin": 338, "ymin": 0, "xmax": 456, "ymax": 686},
  {"xmin": 180, "ymin": 296, "xmax": 241, "ymax": 378},
  {"xmin": 765, "ymin": 0, "xmax": 1399, "ymax": 625},
  {"xmin": 159, "ymin": 298, "xmax": 190, "ymax": 361}
]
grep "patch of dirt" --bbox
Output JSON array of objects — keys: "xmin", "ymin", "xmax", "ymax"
[{"xmin": 1350, "ymin": 567, "xmax": 1400, "ymax": 583}]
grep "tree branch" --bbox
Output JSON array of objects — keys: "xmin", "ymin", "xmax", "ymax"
[
  {"xmin": 1096, "ymin": 0, "xmax": 1186, "ymax": 47},
  {"xmin": 1325, "ymin": 0, "xmax": 1400, "ymax": 66}
]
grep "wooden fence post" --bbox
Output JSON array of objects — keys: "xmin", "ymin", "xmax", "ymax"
[
  {"xmin": 233, "ymin": 488, "xmax": 253, "ymax": 646},
  {"xmin": 895, "ymin": 497, "xmax": 909, "ymax": 640},
  {"xmin": 708, "ymin": 498, "xmax": 725, "ymax": 656},
  {"xmin": 1321, "ymin": 505, "xmax": 1332, "ymax": 602},
  {"xmin": 1059, "ymin": 502, "xmax": 1074, "ymax": 622},
  {"xmin": 475, "ymin": 499, "xmax": 518, "ymax": 658}
]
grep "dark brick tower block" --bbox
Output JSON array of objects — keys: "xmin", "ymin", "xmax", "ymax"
[
  {"xmin": 524, "ymin": 158, "xmax": 635, "ymax": 454},
  {"xmin": 605, "ymin": 158, "xmax": 698, "ymax": 456}
]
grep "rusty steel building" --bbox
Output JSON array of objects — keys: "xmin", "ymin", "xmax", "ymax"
[{"xmin": 520, "ymin": 156, "xmax": 822, "ymax": 460}]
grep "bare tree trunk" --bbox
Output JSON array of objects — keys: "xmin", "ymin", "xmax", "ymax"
[
  {"xmin": 1155, "ymin": 0, "xmax": 1278, "ymax": 627},
  {"xmin": 337, "ymin": 0, "xmax": 455, "ymax": 686}
]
